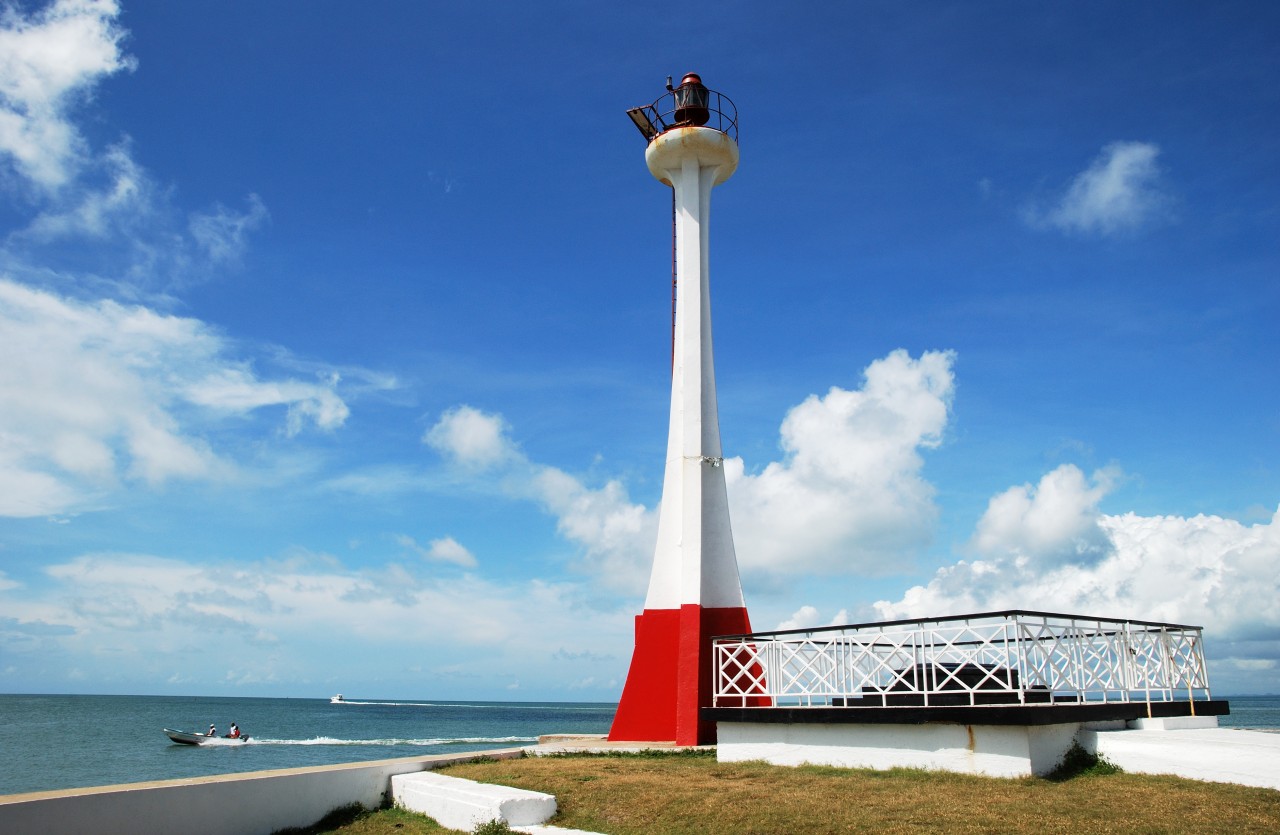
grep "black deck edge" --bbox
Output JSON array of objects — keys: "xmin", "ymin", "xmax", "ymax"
[{"xmin": 703, "ymin": 699, "xmax": 1230, "ymax": 727}]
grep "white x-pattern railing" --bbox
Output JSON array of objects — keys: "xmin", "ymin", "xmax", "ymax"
[{"xmin": 712, "ymin": 610, "xmax": 1212, "ymax": 708}]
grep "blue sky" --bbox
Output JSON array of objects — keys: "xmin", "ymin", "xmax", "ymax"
[{"xmin": 1, "ymin": 0, "xmax": 1276, "ymax": 700}]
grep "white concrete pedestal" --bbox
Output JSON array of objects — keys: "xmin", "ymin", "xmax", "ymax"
[{"xmin": 716, "ymin": 721, "xmax": 1081, "ymax": 777}]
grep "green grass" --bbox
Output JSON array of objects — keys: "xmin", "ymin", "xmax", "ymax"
[
  {"xmin": 272, "ymin": 802, "xmax": 450, "ymax": 834},
  {"xmin": 305, "ymin": 750, "xmax": 1280, "ymax": 835}
]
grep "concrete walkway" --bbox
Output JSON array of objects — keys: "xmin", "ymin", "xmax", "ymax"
[{"xmin": 1082, "ymin": 728, "xmax": 1280, "ymax": 791}]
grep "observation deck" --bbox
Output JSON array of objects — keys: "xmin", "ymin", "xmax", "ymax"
[{"xmin": 706, "ymin": 610, "xmax": 1228, "ymax": 726}]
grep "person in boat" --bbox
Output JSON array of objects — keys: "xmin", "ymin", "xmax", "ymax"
[
  {"xmin": 228, "ymin": 723, "xmax": 241, "ymax": 738},
  {"xmin": 207, "ymin": 723, "xmax": 217, "ymax": 737}
]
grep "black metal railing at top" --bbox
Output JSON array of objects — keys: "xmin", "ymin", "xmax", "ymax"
[
  {"xmin": 713, "ymin": 608, "xmax": 1208, "ymax": 643},
  {"xmin": 626, "ymin": 86, "xmax": 739, "ymax": 143}
]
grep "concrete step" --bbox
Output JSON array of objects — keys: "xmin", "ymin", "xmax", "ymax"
[{"xmin": 391, "ymin": 771, "xmax": 556, "ymax": 831}]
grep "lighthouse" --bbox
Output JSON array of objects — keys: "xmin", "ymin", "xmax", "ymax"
[{"xmin": 610, "ymin": 74, "xmax": 753, "ymax": 746}]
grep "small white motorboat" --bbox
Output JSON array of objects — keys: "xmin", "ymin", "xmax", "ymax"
[
  {"xmin": 163, "ymin": 728, "xmax": 249, "ymax": 745},
  {"xmin": 330, "ymin": 694, "xmax": 345, "ymax": 703}
]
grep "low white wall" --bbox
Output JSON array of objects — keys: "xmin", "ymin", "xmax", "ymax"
[
  {"xmin": 717, "ymin": 721, "xmax": 1080, "ymax": 778},
  {"xmin": 1127, "ymin": 715, "xmax": 1218, "ymax": 730},
  {"xmin": 0, "ymin": 747, "xmax": 526, "ymax": 835}
]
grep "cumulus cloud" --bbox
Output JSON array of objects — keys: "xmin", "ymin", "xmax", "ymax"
[
  {"xmin": 0, "ymin": 0, "xmax": 134, "ymax": 189},
  {"xmin": 0, "ymin": 278, "xmax": 351, "ymax": 517},
  {"xmin": 775, "ymin": 605, "xmax": 850, "ymax": 632},
  {"xmin": 420, "ymin": 350, "xmax": 954, "ymax": 596},
  {"xmin": 1026, "ymin": 141, "xmax": 1171, "ymax": 236},
  {"xmin": 727, "ymin": 349, "xmax": 955, "ymax": 579},
  {"xmin": 875, "ymin": 467, "xmax": 1280, "ymax": 667},
  {"xmin": 424, "ymin": 405, "xmax": 519, "ymax": 469},
  {"xmin": 969, "ymin": 464, "xmax": 1119, "ymax": 568}
]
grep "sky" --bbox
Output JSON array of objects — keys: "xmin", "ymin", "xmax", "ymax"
[{"xmin": 0, "ymin": 0, "xmax": 1277, "ymax": 701}]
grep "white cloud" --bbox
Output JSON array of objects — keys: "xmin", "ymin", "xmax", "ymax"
[
  {"xmin": 0, "ymin": 278, "xmax": 351, "ymax": 516},
  {"xmin": 0, "ymin": 0, "xmax": 134, "ymax": 189},
  {"xmin": 0, "ymin": 549, "xmax": 632, "ymax": 694},
  {"xmin": 876, "ymin": 468, "xmax": 1280, "ymax": 653},
  {"xmin": 417, "ymin": 350, "xmax": 954, "ymax": 597},
  {"xmin": 188, "ymin": 194, "xmax": 270, "ymax": 265},
  {"xmin": 396, "ymin": 534, "xmax": 478, "ymax": 568},
  {"xmin": 774, "ymin": 605, "xmax": 851, "ymax": 632},
  {"xmin": 776, "ymin": 605, "xmax": 821, "ymax": 631},
  {"xmin": 424, "ymin": 404, "xmax": 655, "ymax": 594},
  {"xmin": 186, "ymin": 368, "xmax": 349, "ymax": 436},
  {"xmin": 970, "ymin": 464, "xmax": 1119, "ymax": 568},
  {"xmin": 1027, "ymin": 141, "xmax": 1171, "ymax": 236},
  {"xmin": 1, "ymin": 6, "xmax": 265, "ymax": 295},
  {"xmin": 424, "ymin": 405, "xmax": 519, "ymax": 469},
  {"xmin": 531, "ymin": 467, "xmax": 654, "ymax": 594},
  {"xmin": 19, "ymin": 141, "xmax": 146, "ymax": 238},
  {"xmin": 8, "ymin": 143, "xmax": 270, "ymax": 293},
  {"xmin": 727, "ymin": 349, "xmax": 955, "ymax": 579}
]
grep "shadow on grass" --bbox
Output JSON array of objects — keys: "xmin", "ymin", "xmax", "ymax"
[{"xmin": 271, "ymin": 802, "xmax": 374, "ymax": 835}]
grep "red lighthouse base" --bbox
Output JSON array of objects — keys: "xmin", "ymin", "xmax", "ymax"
[{"xmin": 608, "ymin": 604, "xmax": 754, "ymax": 746}]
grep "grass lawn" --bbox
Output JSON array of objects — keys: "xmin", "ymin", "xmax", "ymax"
[{"xmin": 300, "ymin": 750, "xmax": 1280, "ymax": 835}]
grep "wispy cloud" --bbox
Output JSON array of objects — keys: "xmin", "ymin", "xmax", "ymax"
[
  {"xmin": 1025, "ymin": 141, "xmax": 1172, "ymax": 236},
  {"xmin": 395, "ymin": 534, "xmax": 478, "ymax": 568},
  {"xmin": 0, "ymin": 279, "xmax": 351, "ymax": 517},
  {"xmin": 424, "ymin": 404, "xmax": 654, "ymax": 594},
  {"xmin": 188, "ymin": 194, "xmax": 270, "ymax": 266},
  {"xmin": 0, "ymin": 549, "xmax": 630, "ymax": 694},
  {"xmin": 1, "ymin": 3, "xmax": 269, "ymax": 297}
]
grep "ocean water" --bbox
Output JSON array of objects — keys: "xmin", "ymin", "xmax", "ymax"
[
  {"xmin": 0, "ymin": 694, "xmax": 615, "ymax": 796},
  {"xmin": 1, "ymin": 693, "xmax": 1276, "ymax": 797}
]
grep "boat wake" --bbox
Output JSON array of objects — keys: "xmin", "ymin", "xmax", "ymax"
[
  {"xmin": 329, "ymin": 700, "xmax": 438, "ymax": 707},
  {"xmin": 331, "ymin": 700, "xmax": 613, "ymax": 711},
  {"xmin": 242, "ymin": 735, "xmax": 537, "ymax": 747}
]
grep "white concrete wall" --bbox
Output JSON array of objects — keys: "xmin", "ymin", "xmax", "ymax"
[
  {"xmin": 0, "ymin": 747, "xmax": 526, "ymax": 835},
  {"xmin": 1127, "ymin": 715, "xmax": 1218, "ymax": 730},
  {"xmin": 716, "ymin": 721, "xmax": 1081, "ymax": 778}
]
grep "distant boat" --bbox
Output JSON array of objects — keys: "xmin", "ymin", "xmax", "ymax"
[
  {"xmin": 163, "ymin": 728, "xmax": 249, "ymax": 745},
  {"xmin": 330, "ymin": 694, "xmax": 345, "ymax": 703}
]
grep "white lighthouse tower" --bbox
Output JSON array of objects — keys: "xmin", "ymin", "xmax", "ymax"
[{"xmin": 610, "ymin": 74, "xmax": 754, "ymax": 746}]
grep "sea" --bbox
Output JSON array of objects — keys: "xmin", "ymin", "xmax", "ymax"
[
  {"xmin": 0, "ymin": 694, "xmax": 616, "ymax": 797},
  {"xmin": 1, "ymin": 694, "xmax": 1277, "ymax": 797}
]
